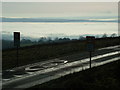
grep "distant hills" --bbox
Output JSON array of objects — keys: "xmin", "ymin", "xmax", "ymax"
[
  {"xmin": 1, "ymin": 33, "xmax": 118, "ymax": 50},
  {"xmin": 2, "ymin": 32, "xmax": 111, "ymax": 41}
]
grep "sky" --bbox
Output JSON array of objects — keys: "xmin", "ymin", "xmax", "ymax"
[
  {"xmin": 2, "ymin": 2, "xmax": 118, "ymax": 18},
  {"xmin": 1, "ymin": 0, "xmax": 119, "ymax": 2},
  {"xmin": 1, "ymin": 2, "xmax": 119, "ymax": 40}
]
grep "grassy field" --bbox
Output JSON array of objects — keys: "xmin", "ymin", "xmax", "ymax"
[
  {"xmin": 2, "ymin": 37, "xmax": 119, "ymax": 70},
  {"xmin": 27, "ymin": 60, "xmax": 120, "ymax": 90}
]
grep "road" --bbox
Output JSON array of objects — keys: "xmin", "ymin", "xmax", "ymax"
[{"xmin": 2, "ymin": 45, "xmax": 120, "ymax": 89}]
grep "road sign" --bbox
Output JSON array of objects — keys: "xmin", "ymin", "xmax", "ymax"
[
  {"xmin": 86, "ymin": 36, "xmax": 95, "ymax": 52},
  {"xmin": 87, "ymin": 43, "xmax": 94, "ymax": 52},
  {"xmin": 14, "ymin": 32, "xmax": 20, "ymax": 67},
  {"xmin": 86, "ymin": 36, "xmax": 95, "ymax": 69},
  {"xmin": 14, "ymin": 32, "xmax": 20, "ymax": 47}
]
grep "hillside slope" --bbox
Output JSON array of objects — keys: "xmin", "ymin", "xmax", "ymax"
[
  {"xmin": 3, "ymin": 37, "xmax": 119, "ymax": 70},
  {"xmin": 28, "ymin": 60, "xmax": 120, "ymax": 90}
]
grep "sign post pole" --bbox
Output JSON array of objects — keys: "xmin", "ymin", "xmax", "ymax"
[
  {"xmin": 17, "ymin": 45, "xmax": 19, "ymax": 67},
  {"xmin": 90, "ymin": 51, "xmax": 92, "ymax": 69},
  {"xmin": 14, "ymin": 32, "xmax": 20, "ymax": 67},
  {"xmin": 86, "ymin": 36, "xmax": 95, "ymax": 69}
]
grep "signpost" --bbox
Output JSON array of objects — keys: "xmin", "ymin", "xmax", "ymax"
[
  {"xmin": 86, "ymin": 36, "xmax": 95, "ymax": 69},
  {"xmin": 14, "ymin": 32, "xmax": 20, "ymax": 67}
]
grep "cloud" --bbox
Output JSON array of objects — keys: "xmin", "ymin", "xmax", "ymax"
[{"xmin": 2, "ymin": 2, "xmax": 117, "ymax": 17}]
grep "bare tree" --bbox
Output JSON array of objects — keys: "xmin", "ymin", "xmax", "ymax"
[
  {"xmin": 110, "ymin": 33, "xmax": 117, "ymax": 37},
  {"xmin": 79, "ymin": 36, "xmax": 85, "ymax": 40},
  {"xmin": 102, "ymin": 33, "xmax": 107, "ymax": 38}
]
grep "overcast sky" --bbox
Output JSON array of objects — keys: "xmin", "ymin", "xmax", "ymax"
[{"xmin": 2, "ymin": 2, "xmax": 118, "ymax": 18}]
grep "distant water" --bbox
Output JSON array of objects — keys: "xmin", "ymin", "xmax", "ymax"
[{"xmin": 2, "ymin": 17, "xmax": 118, "ymax": 40}]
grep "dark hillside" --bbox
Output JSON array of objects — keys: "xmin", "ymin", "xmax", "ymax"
[{"xmin": 2, "ymin": 37, "xmax": 120, "ymax": 70}]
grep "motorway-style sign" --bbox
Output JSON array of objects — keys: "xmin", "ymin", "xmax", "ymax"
[
  {"xmin": 14, "ymin": 32, "xmax": 20, "ymax": 47},
  {"xmin": 86, "ymin": 36, "xmax": 95, "ymax": 52},
  {"xmin": 86, "ymin": 36, "xmax": 95, "ymax": 68},
  {"xmin": 14, "ymin": 32, "xmax": 20, "ymax": 67}
]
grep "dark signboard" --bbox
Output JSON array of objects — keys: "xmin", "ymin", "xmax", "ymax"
[
  {"xmin": 14, "ymin": 32, "xmax": 20, "ymax": 47},
  {"xmin": 86, "ymin": 36, "xmax": 95, "ymax": 68},
  {"xmin": 86, "ymin": 36, "xmax": 95, "ymax": 52}
]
